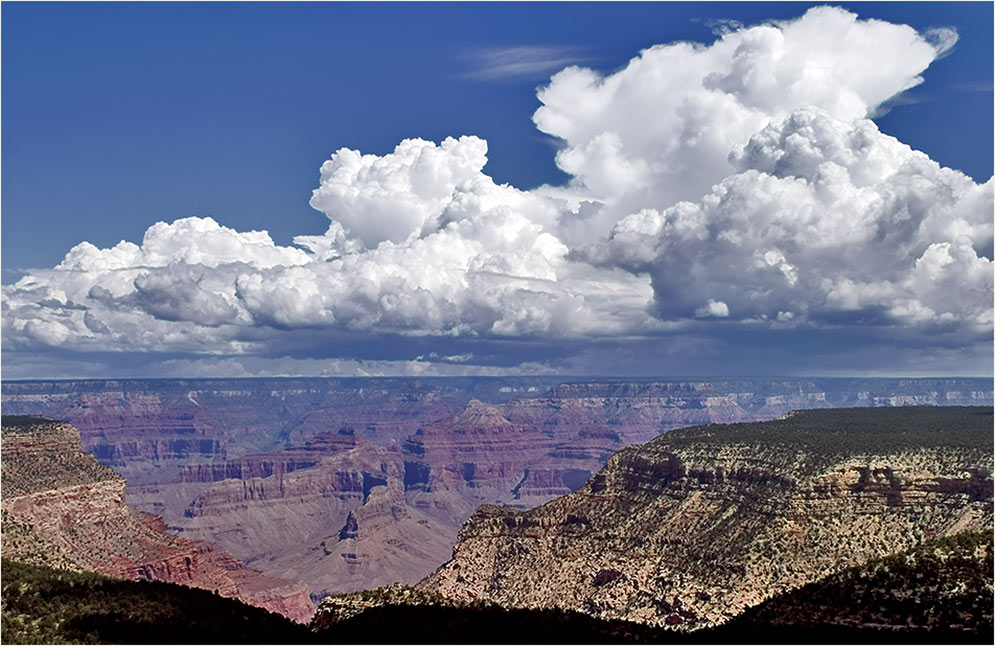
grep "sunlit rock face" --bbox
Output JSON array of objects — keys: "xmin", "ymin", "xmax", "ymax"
[
  {"xmin": 2, "ymin": 377, "xmax": 991, "ymax": 599},
  {"xmin": 0, "ymin": 417, "xmax": 314, "ymax": 624},
  {"xmin": 420, "ymin": 407, "xmax": 993, "ymax": 629}
]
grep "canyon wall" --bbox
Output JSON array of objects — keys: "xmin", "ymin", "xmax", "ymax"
[
  {"xmin": 0, "ymin": 417, "xmax": 314, "ymax": 624},
  {"xmin": 3, "ymin": 378, "xmax": 991, "ymax": 599},
  {"xmin": 420, "ymin": 407, "xmax": 994, "ymax": 629}
]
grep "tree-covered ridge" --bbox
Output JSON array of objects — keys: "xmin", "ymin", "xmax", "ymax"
[
  {"xmin": 642, "ymin": 406, "xmax": 993, "ymax": 471},
  {"xmin": 3, "ymin": 530, "xmax": 990, "ymax": 643},
  {"xmin": 724, "ymin": 530, "xmax": 994, "ymax": 637},
  {"xmin": 312, "ymin": 534, "xmax": 993, "ymax": 643},
  {"xmin": 657, "ymin": 406, "xmax": 992, "ymax": 451},
  {"xmin": 1, "ymin": 417, "xmax": 120, "ymax": 497},
  {"xmin": 0, "ymin": 559, "xmax": 311, "ymax": 645},
  {"xmin": 311, "ymin": 582, "xmax": 463, "ymax": 629},
  {"xmin": 0, "ymin": 416, "xmax": 61, "ymax": 433},
  {"xmin": 313, "ymin": 602, "xmax": 679, "ymax": 644},
  {"xmin": 0, "ymin": 512, "xmax": 83, "ymax": 573}
]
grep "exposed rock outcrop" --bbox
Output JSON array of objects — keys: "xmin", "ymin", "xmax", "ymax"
[
  {"xmin": 402, "ymin": 400, "xmax": 557, "ymax": 495},
  {"xmin": 420, "ymin": 407, "xmax": 994, "ymax": 629},
  {"xmin": 0, "ymin": 417, "xmax": 314, "ymax": 624},
  {"xmin": 3, "ymin": 378, "xmax": 991, "ymax": 602},
  {"xmin": 174, "ymin": 444, "xmax": 456, "ymax": 598}
]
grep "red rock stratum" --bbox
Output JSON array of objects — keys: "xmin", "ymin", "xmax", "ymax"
[{"xmin": 0, "ymin": 416, "xmax": 314, "ymax": 624}]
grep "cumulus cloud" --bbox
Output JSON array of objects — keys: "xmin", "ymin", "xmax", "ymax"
[
  {"xmin": 696, "ymin": 300, "xmax": 730, "ymax": 319},
  {"xmin": 596, "ymin": 108, "xmax": 992, "ymax": 332},
  {"xmin": 308, "ymin": 137, "xmax": 490, "ymax": 249},
  {"xmin": 534, "ymin": 5, "xmax": 950, "ymax": 240},
  {"xmin": 2, "ymin": 6, "xmax": 990, "ymax": 377},
  {"xmin": 59, "ymin": 217, "xmax": 310, "ymax": 272}
]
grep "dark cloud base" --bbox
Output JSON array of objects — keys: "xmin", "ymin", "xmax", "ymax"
[{"xmin": 3, "ymin": 324, "xmax": 990, "ymax": 380}]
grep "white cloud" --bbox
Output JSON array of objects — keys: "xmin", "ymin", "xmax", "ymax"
[
  {"xmin": 308, "ymin": 136, "xmax": 490, "ymax": 250},
  {"xmin": 466, "ymin": 46, "xmax": 591, "ymax": 80},
  {"xmin": 133, "ymin": 265, "xmax": 244, "ymax": 327},
  {"xmin": 696, "ymin": 300, "xmax": 730, "ymax": 318},
  {"xmin": 533, "ymin": 5, "xmax": 948, "ymax": 239},
  {"xmin": 59, "ymin": 216, "xmax": 309, "ymax": 272},
  {"xmin": 2, "ymin": 6, "xmax": 989, "ymax": 377},
  {"xmin": 922, "ymin": 26, "xmax": 959, "ymax": 58},
  {"xmin": 596, "ymin": 108, "xmax": 993, "ymax": 331}
]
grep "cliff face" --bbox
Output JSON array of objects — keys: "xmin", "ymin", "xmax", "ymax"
[
  {"xmin": 0, "ymin": 378, "xmax": 544, "ymax": 488},
  {"xmin": 4, "ymin": 379, "xmax": 989, "ymax": 504},
  {"xmin": 1, "ymin": 417, "xmax": 120, "ymax": 497},
  {"xmin": 0, "ymin": 418, "xmax": 314, "ymax": 624},
  {"xmin": 171, "ymin": 443, "xmax": 460, "ymax": 598},
  {"xmin": 420, "ymin": 407, "xmax": 994, "ymax": 629},
  {"xmin": 3, "ymin": 379, "xmax": 991, "ymax": 602},
  {"xmin": 401, "ymin": 400, "xmax": 560, "ymax": 497}
]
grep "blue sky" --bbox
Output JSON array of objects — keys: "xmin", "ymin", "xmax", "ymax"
[
  {"xmin": 3, "ymin": 1, "xmax": 992, "ymax": 271},
  {"xmin": 2, "ymin": 2, "xmax": 992, "ymax": 378}
]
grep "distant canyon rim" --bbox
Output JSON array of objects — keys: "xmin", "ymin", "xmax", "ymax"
[{"xmin": 2, "ymin": 376, "xmax": 991, "ymax": 619}]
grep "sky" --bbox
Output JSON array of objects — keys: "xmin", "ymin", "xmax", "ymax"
[{"xmin": 1, "ymin": 1, "xmax": 992, "ymax": 379}]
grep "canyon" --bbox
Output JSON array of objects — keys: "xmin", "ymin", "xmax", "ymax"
[
  {"xmin": 0, "ymin": 417, "xmax": 314, "ymax": 623},
  {"xmin": 2, "ymin": 377, "xmax": 991, "ymax": 608}
]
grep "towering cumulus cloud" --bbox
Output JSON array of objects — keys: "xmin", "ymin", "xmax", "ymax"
[
  {"xmin": 3, "ymin": 7, "xmax": 991, "ymax": 377},
  {"xmin": 597, "ymin": 109, "xmax": 993, "ymax": 330},
  {"xmin": 534, "ymin": 6, "xmax": 956, "ymax": 241}
]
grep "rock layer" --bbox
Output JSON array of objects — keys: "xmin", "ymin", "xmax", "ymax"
[
  {"xmin": 172, "ymin": 443, "xmax": 456, "ymax": 598},
  {"xmin": 420, "ymin": 407, "xmax": 994, "ymax": 629},
  {"xmin": 3, "ymin": 378, "xmax": 991, "ymax": 599},
  {"xmin": 0, "ymin": 417, "xmax": 314, "ymax": 624}
]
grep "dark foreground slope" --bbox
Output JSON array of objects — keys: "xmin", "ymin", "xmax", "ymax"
[
  {"xmin": 0, "ymin": 559, "xmax": 311, "ymax": 645},
  {"xmin": 4, "ymin": 529, "xmax": 990, "ymax": 646},
  {"xmin": 308, "ymin": 530, "xmax": 992, "ymax": 643},
  {"xmin": 720, "ymin": 530, "xmax": 994, "ymax": 638}
]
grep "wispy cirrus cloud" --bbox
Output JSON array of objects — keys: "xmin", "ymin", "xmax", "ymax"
[
  {"xmin": 463, "ymin": 45, "xmax": 591, "ymax": 80},
  {"xmin": 950, "ymin": 80, "xmax": 994, "ymax": 92},
  {"xmin": 922, "ymin": 26, "xmax": 959, "ymax": 59},
  {"xmin": 696, "ymin": 17, "xmax": 745, "ymax": 36}
]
